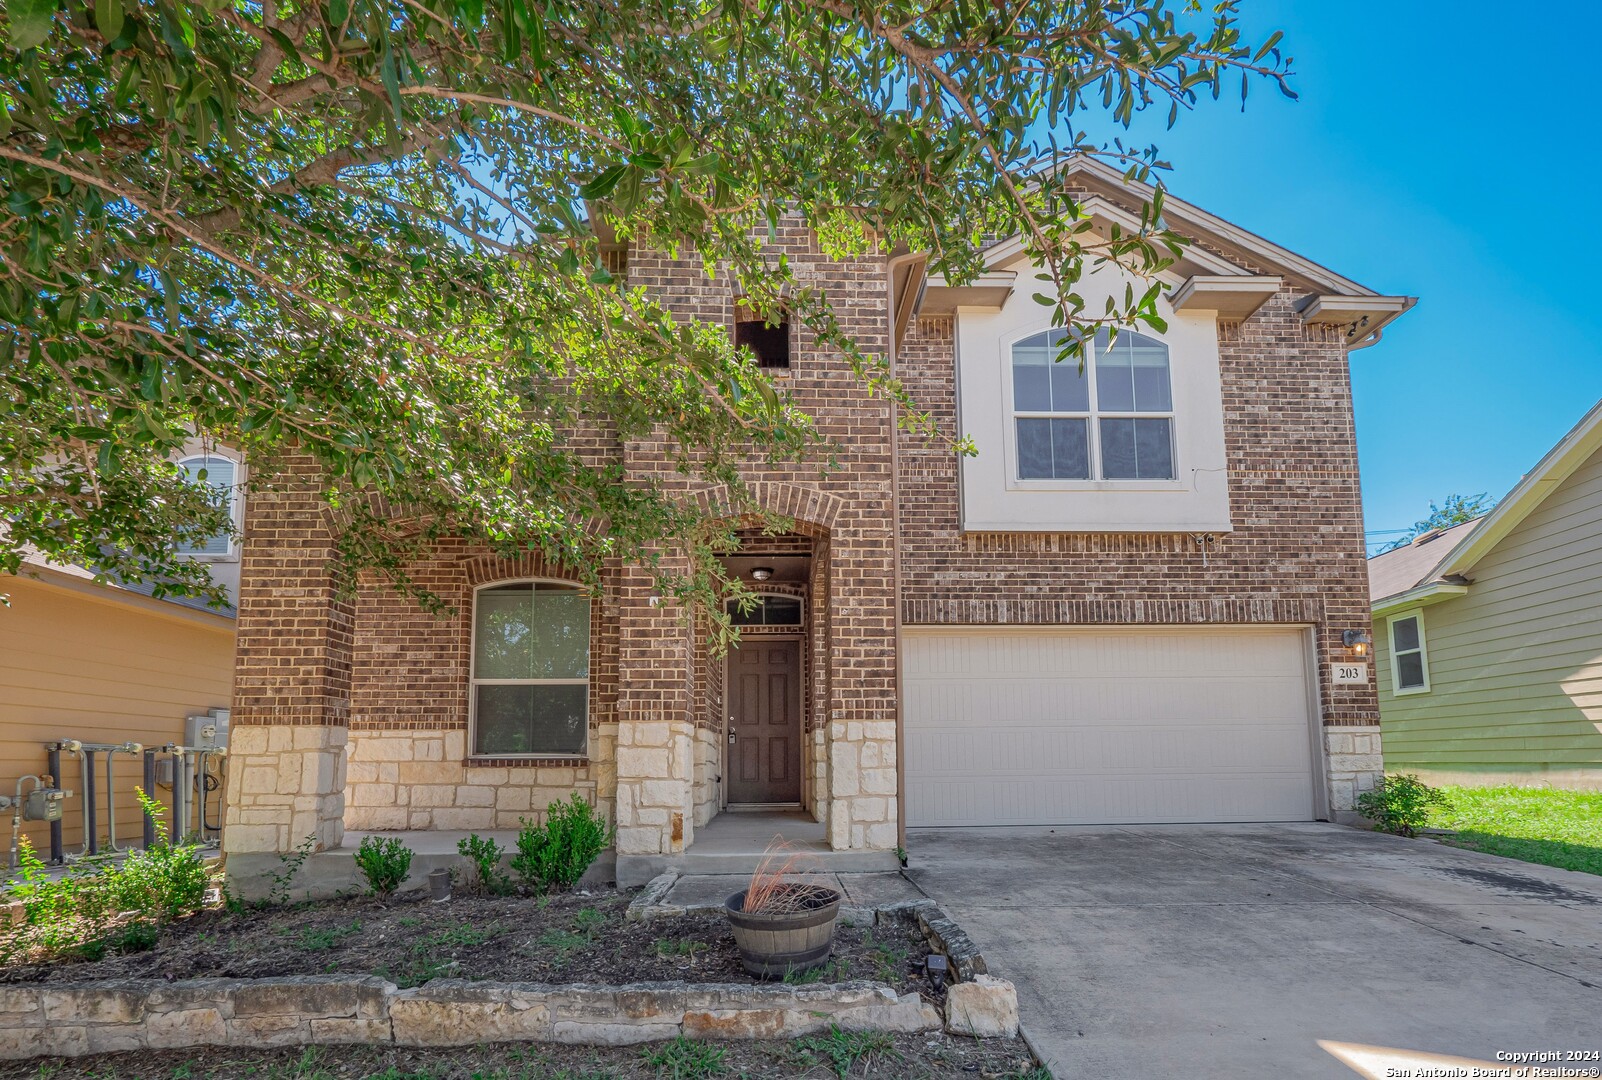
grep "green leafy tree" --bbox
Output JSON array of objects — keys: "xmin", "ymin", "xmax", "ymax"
[
  {"xmin": 1379, "ymin": 493, "xmax": 1495, "ymax": 553},
  {"xmin": 1, "ymin": 0, "xmax": 1294, "ymax": 614}
]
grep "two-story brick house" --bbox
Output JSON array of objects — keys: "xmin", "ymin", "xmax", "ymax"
[{"xmin": 221, "ymin": 158, "xmax": 1413, "ymax": 890}]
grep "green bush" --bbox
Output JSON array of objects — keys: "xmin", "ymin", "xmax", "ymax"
[
  {"xmin": 0, "ymin": 790, "xmax": 211, "ymax": 963},
  {"xmin": 1356, "ymin": 773, "xmax": 1450, "ymax": 838},
  {"xmin": 457, "ymin": 833, "xmax": 511, "ymax": 895},
  {"xmin": 354, "ymin": 836, "xmax": 414, "ymax": 898},
  {"xmin": 511, "ymin": 795, "xmax": 613, "ymax": 893}
]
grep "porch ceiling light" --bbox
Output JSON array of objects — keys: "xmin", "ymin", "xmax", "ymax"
[
  {"xmin": 1342, "ymin": 629, "xmax": 1372, "ymax": 656},
  {"xmin": 750, "ymin": 566, "xmax": 774, "ymax": 581}
]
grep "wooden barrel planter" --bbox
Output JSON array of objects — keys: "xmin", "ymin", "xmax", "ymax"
[{"xmin": 725, "ymin": 884, "xmax": 842, "ymax": 979}]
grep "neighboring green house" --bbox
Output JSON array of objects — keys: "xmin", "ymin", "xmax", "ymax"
[{"xmin": 1368, "ymin": 399, "xmax": 1602, "ymax": 790}]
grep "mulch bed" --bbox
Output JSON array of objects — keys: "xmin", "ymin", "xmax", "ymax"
[
  {"xmin": 0, "ymin": 889, "xmax": 934, "ymax": 993},
  {"xmin": 0, "ymin": 1031, "xmax": 1044, "ymax": 1080}
]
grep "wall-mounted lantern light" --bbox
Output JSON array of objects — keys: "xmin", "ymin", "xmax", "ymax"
[{"xmin": 1342, "ymin": 629, "xmax": 1372, "ymax": 656}]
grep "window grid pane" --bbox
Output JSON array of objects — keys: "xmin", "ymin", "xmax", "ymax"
[
  {"xmin": 176, "ymin": 457, "xmax": 235, "ymax": 556},
  {"xmin": 1013, "ymin": 330, "xmax": 1174, "ymax": 482},
  {"xmin": 473, "ymin": 582, "xmax": 591, "ymax": 754}
]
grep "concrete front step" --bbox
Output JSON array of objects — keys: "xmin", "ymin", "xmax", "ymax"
[{"xmin": 615, "ymin": 849, "xmax": 901, "ymax": 889}]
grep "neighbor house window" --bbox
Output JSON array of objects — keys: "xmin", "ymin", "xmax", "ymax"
[
  {"xmin": 1011, "ymin": 328, "xmax": 1175, "ymax": 481},
  {"xmin": 175, "ymin": 455, "xmax": 239, "ymax": 557},
  {"xmin": 725, "ymin": 594, "xmax": 803, "ymax": 627},
  {"xmin": 1389, "ymin": 612, "xmax": 1430, "ymax": 694},
  {"xmin": 472, "ymin": 582, "xmax": 590, "ymax": 756},
  {"xmin": 734, "ymin": 300, "xmax": 790, "ymax": 369}
]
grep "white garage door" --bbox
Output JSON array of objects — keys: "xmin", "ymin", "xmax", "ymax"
[{"xmin": 904, "ymin": 627, "xmax": 1317, "ymax": 826}]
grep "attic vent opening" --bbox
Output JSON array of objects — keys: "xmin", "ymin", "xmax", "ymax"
[
  {"xmin": 1412, "ymin": 528, "xmax": 1446, "ymax": 546},
  {"xmin": 734, "ymin": 301, "xmax": 790, "ymax": 369}
]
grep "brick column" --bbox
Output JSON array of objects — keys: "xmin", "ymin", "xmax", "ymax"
[
  {"xmin": 612, "ymin": 562, "xmax": 695, "ymax": 856},
  {"xmin": 222, "ymin": 462, "xmax": 353, "ymax": 855},
  {"xmin": 823, "ymin": 520, "xmax": 900, "ymax": 852}
]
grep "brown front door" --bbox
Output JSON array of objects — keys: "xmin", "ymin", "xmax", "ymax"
[{"xmin": 727, "ymin": 638, "xmax": 802, "ymax": 803}]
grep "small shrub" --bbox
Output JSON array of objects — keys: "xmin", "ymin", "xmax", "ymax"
[
  {"xmin": 1357, "ymin": 773, "xmax": 1451, "ymax": 838},
  {"xmin": 354, "ymin": 836, "xmax": 414, "ymax": 898},
  {"xmin": 457, "ymin": 833, "xmax": 511, "ymax": 895},
  {"xmin": 510, "ymin": 795, "xmax": 612, "ymax": 893},
  {"xmin": 265, "ymin": 833, "xmax": 318, "ymax": 907}
]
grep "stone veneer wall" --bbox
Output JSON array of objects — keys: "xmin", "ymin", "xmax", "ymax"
[
  {"xmin": 226, "ymin": 724, "xmax": 347, "ymax": 854},
  {"xmin": 1324, "ymin": 724, "xmax": 1384, "ymax": 817},
  {"xmin": 691, "ymin": 726, "xmax": 719, "ymax": 828},
  {"xmin": 344, "ymin": 725, "xmax": 616, "ymax": 832}
]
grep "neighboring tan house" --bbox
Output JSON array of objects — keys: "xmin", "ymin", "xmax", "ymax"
[
  {"xmin": 0, "ymin": 445, "xmax": 244, "ymax": 862},
  {"xmin": 220, "ymin": 158, "xmax": 1415, "ymax": 889},
  {"xmin": 1369, "ymin": 399, "xmax": 1602, "ymax": 790}
]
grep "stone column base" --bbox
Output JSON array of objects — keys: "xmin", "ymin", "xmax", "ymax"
[
  {"xmin": 223, "ymin": 724, "xmax": 348, "ymax": 854},
  {"xmin": 1325, "ymin": 724, "xmax": 1383, "ymax": 824}
]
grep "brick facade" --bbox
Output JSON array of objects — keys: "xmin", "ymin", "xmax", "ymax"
[{"xmin": 224, "ymin": 203, "xmax": 1387, "ymax": 861}]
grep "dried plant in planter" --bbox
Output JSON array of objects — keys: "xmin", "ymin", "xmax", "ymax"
[
  {"xmin": 741, "ymin": 839, "xmax": 833, "ymax": 913},
  {"xmin": 726, "ymin": 839, "xmax": 843, "ymax": 978}
]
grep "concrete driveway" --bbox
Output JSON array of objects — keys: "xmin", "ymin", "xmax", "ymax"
[{"xmin": 905, "ymin": 823, "xmax": 1602, "ymax": 1079}]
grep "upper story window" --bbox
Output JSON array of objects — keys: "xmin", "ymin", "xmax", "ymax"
[
  {"xmin": 1011, "ymin": 329, "xmax": 1174, "ymax": 482},
  {"xmin": 1389, "ymin": 612, "xmax": 1430, "ymax": 695},
  {"xmin": 734, "ymin": 300, "xmax": 790, "ymax": 369},
  {"xmin": 725, "ymin": 594, "xmax": 803, "ymax": 627},
  {"xmin": 175, "ymin": 455, "xmax": 240, "ymax": 557},
  {"xmin": 471, "ymin": 581, "xmax": 591, "ymax": 756}
]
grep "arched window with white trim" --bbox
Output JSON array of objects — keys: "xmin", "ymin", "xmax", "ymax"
[
  {"xmin": 471, "ymin": 581, "xmax": 591, "ymax": 756},
  {"xmin": 1010, "ymin": 328, "xmax": 1175, "ymax": 481},
  {"xmin": 175, "ymin": 455, "xmax": 240, "ymax": 557}
]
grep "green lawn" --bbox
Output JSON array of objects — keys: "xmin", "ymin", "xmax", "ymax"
[{"xmin": 1426, "ymin": 785, "xmax": 1602, "ymax": 876}]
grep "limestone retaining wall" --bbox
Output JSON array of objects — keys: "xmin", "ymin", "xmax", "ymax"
[{"xmin": 0, "ymin": 976, "xmax": 938, "ymax": 1060}]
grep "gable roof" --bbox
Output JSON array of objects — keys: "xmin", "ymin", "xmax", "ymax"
[
  {"xmin": 1428, "ymin": 398, "xmax": 1602, "ymax": 582},
  {"xmin": 917, "ymin": 156, "xmax": 1416, "ymax": 349},
  {"xmin": 1367, "ymin": 519, "xmax": 1480, "ymax": 609}
]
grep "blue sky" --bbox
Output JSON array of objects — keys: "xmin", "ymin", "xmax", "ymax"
[{"xmin": 1092, "ymin": 1, "xmax": 1602, "ymax": 549}]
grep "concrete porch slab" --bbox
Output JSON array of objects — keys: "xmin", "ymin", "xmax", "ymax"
[
  {"xmin": 614, "ymin": 809, "xmax": 901, "ymax": 888},
  {"xmin": 652, "ymin": 870, "xmax": 926, "ymax": 913}
]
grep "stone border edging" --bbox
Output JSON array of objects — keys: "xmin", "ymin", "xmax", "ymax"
[
  {"xmin": 0, "ymin": 975, "xmax": 939, "ymax": 1061},
  {"xmin": 880, "ymin": 898, "xmax": 988, "ymax": 982}
]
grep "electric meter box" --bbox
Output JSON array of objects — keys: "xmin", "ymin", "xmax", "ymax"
[{"xmin": 23, "ymin": 788, "xmax": 66, "ymax": 823}]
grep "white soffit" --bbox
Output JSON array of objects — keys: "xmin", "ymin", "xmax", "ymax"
[
  {"xmin": 920, "ymin": 271, "xmax": 1017, "ymax": 313},
  {"xmin": 1170, "ymin": 275, "xmax": 1283, "ymax": 319},
  {"xmin": 1299, "ymin": 294, "xmax": 1416, "ymax": 344}
]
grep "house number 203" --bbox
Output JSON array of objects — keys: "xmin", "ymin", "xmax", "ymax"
[{"xmin": 1330, "ymin": 663, "xmax": 1369, "ymax": 686}]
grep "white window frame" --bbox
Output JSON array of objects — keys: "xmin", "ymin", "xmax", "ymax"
[
  {"xmin": 468, "ymin": 578, "xmax": 592, "ymax": 759},
  {"xmin": 175, "ymin": 454, "xmax": 243, "ymax": 561},
  {"xmin": 1003, "ymin": 328, "xmax": 1183, "ymax": 490},
  {"xmin": 1388, "ymin": 610, "xmax": 1431, "ymax": 696}
]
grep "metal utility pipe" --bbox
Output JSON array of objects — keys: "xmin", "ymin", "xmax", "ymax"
[
  {"xmin": 81, "ymin": 748, "xmax": 97, "ymax": 856},
  {"xmin": 142, "ymin": 750, "xmax": 158, "ymax": 848},
  {"xmin": 7, "ymin": 775, "xmax": 45, "ymax": 871},
  {"xmin": 198, "ymin": 748, "xmax": 228, "ymax": 840},
  {"xmin": 46, "ymin": 744, "xmax": 64, "ymax": 864},
  {"xmin": 101, "ymin": 742, "xmax": 141, "ymax": 853}
]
